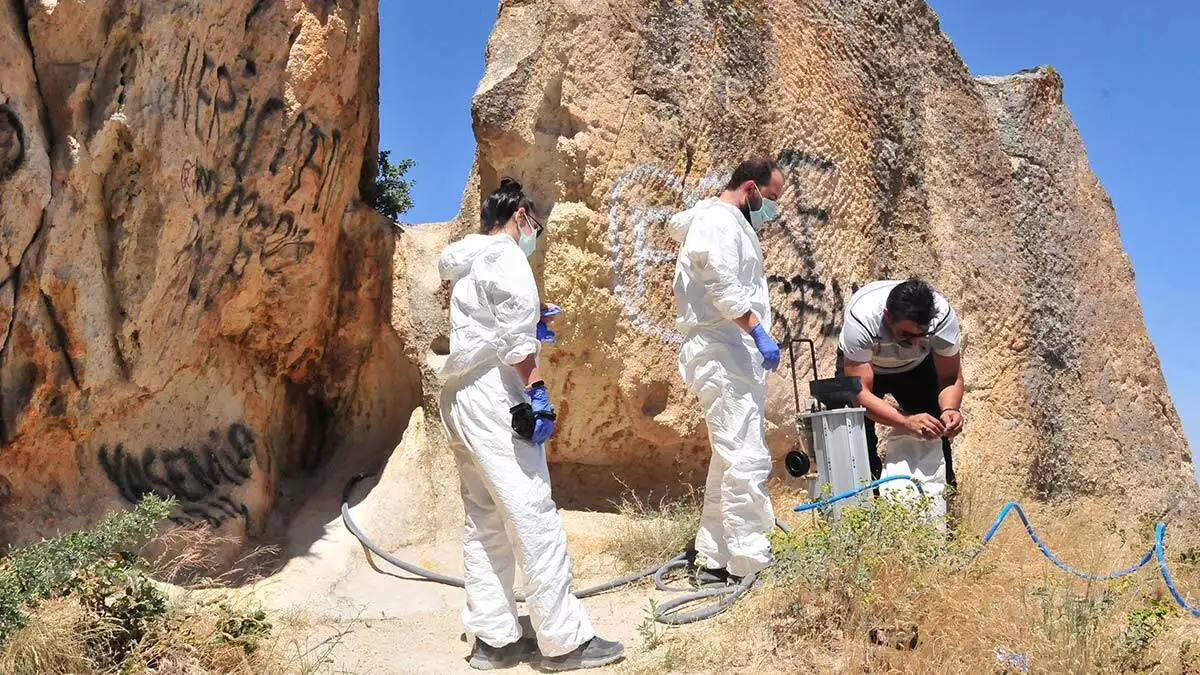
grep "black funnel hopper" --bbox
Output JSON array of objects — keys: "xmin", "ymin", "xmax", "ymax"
[{"xmin": 808, "ymin": 376, "xmax": 862, "ymax": 409}]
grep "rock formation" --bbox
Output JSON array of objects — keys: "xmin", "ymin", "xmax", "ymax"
[
  {"xmin": 444, "ymin": 0, "xmax": 1195, "ymax": 512},
  {"xmin": 0, "ymin": 0, "xmax": 419, "ymax": 547},
  {"xmin": 1, "ymin": 0, "xmax": 1193, "ymax": 554}
]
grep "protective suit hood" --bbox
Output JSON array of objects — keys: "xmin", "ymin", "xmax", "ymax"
[
  {"xmin": 439, "ymin": 233, "xmax": 513, "ymax": 282},
  {"xmin": 439, "ymin": 232, "xmax": 541, "ymax": 383},
  {"xmin": 668, "ymin": 197, "xmax": 751, "ymax": 243}
]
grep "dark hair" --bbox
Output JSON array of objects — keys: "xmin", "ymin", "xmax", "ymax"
[
  {"xmin": 724, "ymin": 157, "xmax": 780, "ymax": 191},
  {"xmin": 885, "ymin": 278, "xmax": 937, "ymax": 327},
  {"xmin": 480, "ymin": 178, "xmax": 538, "ymax": 234}
]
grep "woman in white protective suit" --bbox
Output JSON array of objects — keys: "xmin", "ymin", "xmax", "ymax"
[{"xmin": 438, "ymin": 179, "xmax": 624, "ymax": 671}]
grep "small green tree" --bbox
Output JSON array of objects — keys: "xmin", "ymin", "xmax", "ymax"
[{"xmin": 371, "ymin": 150, "xmax": 414, "ymax": 220}]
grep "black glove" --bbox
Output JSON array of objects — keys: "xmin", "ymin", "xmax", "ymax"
[
  {"xmin": 510, "ymin": 402, "xmax": 535, "ymax": 440},
  {"xmin": 510, "ymin": 381, "xmax": 557, "ymax": 443}
]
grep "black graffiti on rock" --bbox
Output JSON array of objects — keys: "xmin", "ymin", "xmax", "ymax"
[
  {"xmin": 171, "ymin": 40, "xmax": 346, "ymax": 220},
  {"xmin": 0, "ymin": 105, "xmax": 25, "ymax": 180},
  {"xmin": 98, "ymin": 423, "xmax": 258, "ymax": 528},
  {"xmin": 767, "ymin": 275, "xmax": 853, "ymax": 340},
  {"xmin": 773, "ymin": 146, "xmax": 834, "ymax": 269},
  {"xmin": 186, "ymin": 159, "xmax": 315, "ymax": 273},
  {"xmin": 763, "ymin": 148, "xmax": 848, "ymax": 339},
  {"xmin": 169, "ymin": 40, "xmax": 347, "ymax": 302}
]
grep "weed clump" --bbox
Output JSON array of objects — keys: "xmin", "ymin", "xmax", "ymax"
[
  {"xmin": 0, "ymin": 497, "xmax": 305, "ymax": 674},
  {"xmin": 766, "ymin": 494, "xmax": 957, "ymax": 644},
  {"xmin": 611, "ymin": 487, "xmax": 702, "ymax": 572}
]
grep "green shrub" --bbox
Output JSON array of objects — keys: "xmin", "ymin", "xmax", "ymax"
[
  {"xmin": 767, "ymin": 494, "xmax": 958, "ymax": 637},
  {"xmin": 216, "ymin": 604, "xmax": 273, "ymax": 653},
  {"xmin": 0, "ymin": 496, "xmax": 172, "ymax": 644},
  {"xmin": 1118, "ymin": 595, "xmax": 1178, "ymax": 671}
]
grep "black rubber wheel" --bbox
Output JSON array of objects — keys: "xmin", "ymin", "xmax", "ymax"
[{"xmin": 785, "ymin": 449, "xmax": 811, "ymax": 477}]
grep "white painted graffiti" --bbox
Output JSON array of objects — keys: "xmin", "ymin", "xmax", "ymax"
[
  {"xmin": 606, "ymin": 165, "xmax": 726, "ymax": 343},
  {"xmin": 606, "ymin": 148, "xmax": 842, "ymax": 344}
]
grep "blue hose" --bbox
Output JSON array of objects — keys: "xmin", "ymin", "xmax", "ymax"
[
  {"xmin": 793, "ymin": 474, "xmax": 1199, "ymax": 616},
  {"xmin": 792, "ymin": 475, "xmax": 925, "ymax": 512},
  {"xmin": 981, "ymin": 501, "xmax": 1155, "ymax": 581},
  {"xmin": 1155, "ymin": 522, "xmax": 1200, "ymax": 617}
]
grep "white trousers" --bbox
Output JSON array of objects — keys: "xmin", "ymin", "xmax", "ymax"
[
  {"xmin": 880, "ymin": 434, "xmax": 948, "ymax": 530},
  {"xmin": 440, "ymin": 366, "xmax": 594, "ymax": 657},
  {"xmin": 681, "ymin": 333, "xmax": 774, "ymax": 578}
]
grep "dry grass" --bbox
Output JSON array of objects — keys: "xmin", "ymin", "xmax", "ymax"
[
  {"xmin": 610, "ymin": 484, "xmax": 703, "ymax": 572},
  {"xmin": 147, "ymin": 523, "xmax": 280, "ymax": 587},
  {"xmin": 0, "ymin": 516, "xmax": 346, "ymax": 675},
  {"xmin": 119, "ymin": 595, "xmax": 351, "ymax": 675},
  {"xmin": 620, "ymin": 481, "xmax": 1200, "ymax": 674},
  {"xmin": 0, "ymin": 598, "xmax": 117, "ymax": 675},
  {"xmin": 0, "ymin": 593, "xmax": 351, "ymax": 675}
]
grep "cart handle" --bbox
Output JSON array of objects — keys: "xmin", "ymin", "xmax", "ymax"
[{"xmin": 786, "ymin": 338, "xmax": 819, "ymax": 417}]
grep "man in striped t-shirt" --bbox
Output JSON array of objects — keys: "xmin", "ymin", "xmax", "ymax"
[{"xmin": 837, "ymin": 278, "xmax": 965, "ymax": 493}]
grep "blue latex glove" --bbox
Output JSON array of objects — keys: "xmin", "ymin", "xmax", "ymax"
[
  {"xmin": 749, "ymin": 323, "xmax": 781, "ymax": 371},
  {"xmin": 537, "ymin": 305, "xmax": 561, "ymax": 344},
  {"xmin": 526, "ymin": 383, "xmax": 557, "ymax": 444}
]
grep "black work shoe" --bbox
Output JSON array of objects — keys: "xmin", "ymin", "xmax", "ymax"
[
  {"xmin": 468, "ymin": 637, "xmax": 538, "ymax": 670},
  {"xmin": 694, "ymin": 566, "xmax": 731, "ymax": 588},
  {"xmin": 539, "ymin": 636, "xmax": 625, "ymax": 671}
]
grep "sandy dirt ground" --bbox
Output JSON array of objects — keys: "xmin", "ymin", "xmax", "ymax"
[{"xmin": 256, "ymin": 481, "xmax": 700, "ymax": 674}]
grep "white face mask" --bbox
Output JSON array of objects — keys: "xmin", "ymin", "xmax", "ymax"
[
  {"xmin": 748, "ymin": 184, "xmax": 778, "ymax": 230},
  {"xmin": 517, "ymin": 215, "xmax": 537, "ymax": 257}
]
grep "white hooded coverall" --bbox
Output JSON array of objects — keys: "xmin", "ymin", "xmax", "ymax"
[
  {"xmin": 670, "ymin": 197, "xmax": 775, "ymax": 578},
  {"xmin": 438, "ymin": 233, "xmax": 594, "ymax": 657}
]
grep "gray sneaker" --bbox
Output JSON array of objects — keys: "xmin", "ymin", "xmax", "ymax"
[
  {"xmin": 539, "ymin": 636, "xmax": 625, "ymax": 671},
  {"xmin": 468, "ymin": 636, "xmax": 539, "ymax": 670}
]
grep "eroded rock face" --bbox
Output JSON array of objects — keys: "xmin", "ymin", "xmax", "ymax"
[
  {"xmin": 2, "ymin": 0, "xmax": 1193, "ymax": 553},
  {"xmin": 446, "ymin": 0, "xmax": 1195, "ymax": 510},
  {"xmin": 0, "ymin": 0, "xmax": 418, "ymax": 545}
]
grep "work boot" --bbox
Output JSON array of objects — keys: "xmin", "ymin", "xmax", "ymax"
[
  {"xmin": 467, "ymin": 636, "xmax": 538, "ymax": 670},
  {"xmin": 539, "ymin": 636, "xmax": 625, "ymax": 671}
]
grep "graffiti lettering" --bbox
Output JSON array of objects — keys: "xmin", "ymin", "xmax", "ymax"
[
  {"xmin": 98, "ymin": 423, "xmax": 258, "ymax": 528},
  {"xmin": 184, "ymin": 159, "xmax": 314, "ymax": 276},
  {"xmin": 606, "ymin": 147, "xmax": 847, "ymax": 342},
  {"xmin": 767, "ymin": 275, "xmax": 852, "ymax": 340},
  {"xmin": 171, "ymin": 41, "xmax": 345, "ymax": 217},
  {"xmin": 167, "ymin": 39, "xmax": 349, "ymax": 297}
]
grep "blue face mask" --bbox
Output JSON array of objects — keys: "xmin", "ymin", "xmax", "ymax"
[
  {"xmin": 748, "ymin": 185, "xmax": 778, "ymax": 230},
  {"xmin": 517, "ymin": 216, "xmax": 538, "ymax": 257}
]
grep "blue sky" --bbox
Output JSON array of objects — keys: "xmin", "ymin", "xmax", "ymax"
[{"xmin": 381, "ymin": 1, "xmax": 1199, "ymax": 476}]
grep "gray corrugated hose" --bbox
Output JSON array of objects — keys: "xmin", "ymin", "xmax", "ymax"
[{"xmin": 341, "ymin": 472, "xmax": 790, "ymax": 624}]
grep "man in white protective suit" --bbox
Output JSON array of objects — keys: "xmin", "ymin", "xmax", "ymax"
[
  {"xmin": 670, "ymin": 157, "xmax": 785, "ymax": 585},
  {"xmin": 438, "ymin": 179, "xmax": 624, "ymax": 671},
  {"xmin": 836, "ymin": 278, "xmax": 966, "ymax": 529}
]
